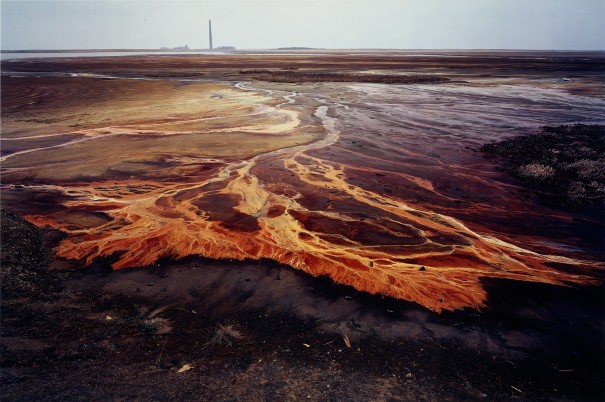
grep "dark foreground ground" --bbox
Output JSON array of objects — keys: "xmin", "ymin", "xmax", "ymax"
[{"xmin": 1, "ymin": 210, "xmax": 603, "ymax": 401}]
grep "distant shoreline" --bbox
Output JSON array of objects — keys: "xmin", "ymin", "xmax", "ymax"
[
  {"xmin": 2, "ymin": 48, "xmax": 604, "ymax": 62},
  {"xmin": 2, "ymin": 48, "xmax": 604, "ymax": 54},
  {"xmin": 1, "ymin": 49, "xmax": 212, "ymax": 54}
]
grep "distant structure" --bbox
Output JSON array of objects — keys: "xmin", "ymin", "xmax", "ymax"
[
  {"xmin": 209, "ymin": 20, "xmax": 213, "ymax": 50},
  {"xmin": 160, "ymin": 45, "xmax": 189, "ymax": 50}
]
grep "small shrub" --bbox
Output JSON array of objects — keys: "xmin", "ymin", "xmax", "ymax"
[
  {"xmin": 564, "ymin": 159, "xmax": 605, "ymax": 180},
  {"xmin": 518, "ymin": 163, "xmax": 555, "ymax": 180},
  {"xmin": 139, "ymin": 317, "xmax": 173, "ymax": 335},
  {"xmin": 207, "ymin": 323, "xmax": 243, "ymax": 347}
]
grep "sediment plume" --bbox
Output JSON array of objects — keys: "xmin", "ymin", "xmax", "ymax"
[{"xmin": 2, "ymin": 54, "xmax": 604, "ymax": 312}]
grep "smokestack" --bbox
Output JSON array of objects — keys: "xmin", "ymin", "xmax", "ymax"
[{"xmin": 209, "ymin": 20, "xmax": 213, "ymax": 50}]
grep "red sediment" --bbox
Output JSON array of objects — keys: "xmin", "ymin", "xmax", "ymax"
[{"xmin": 266, "ymin": 205, "xmax": 286, "ymax": 218}]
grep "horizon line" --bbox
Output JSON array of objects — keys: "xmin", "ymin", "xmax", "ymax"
[{"xmin": 2, "ymin": 48, "xmax": 605, "ymax": 53}]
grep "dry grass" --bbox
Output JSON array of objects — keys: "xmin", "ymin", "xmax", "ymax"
[
  {"xmin": 136, "ymin": 305, "xmax": 173, "ymax": 335},
  {"xmin": 564, "ymin": 159, "xmax": 605, "ymax": 180},
  {"xmin": 206, "ymin": 323, "xmax": 244, "ymax": 347},
  {"xmin": 139, "ymin": 317, "xmax": 173, "ymax": 335},
  {"xmin": 518, "ymin": 163, "xmax": 555, "ymax": 180}
]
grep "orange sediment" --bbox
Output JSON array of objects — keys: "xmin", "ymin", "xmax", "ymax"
[{"xmin": 2, "ymin": 60, "xmax": 603, "ymax": 313}]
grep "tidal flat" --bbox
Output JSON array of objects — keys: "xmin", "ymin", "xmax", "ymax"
[{"xmin": 1, "ymin": 51, "xmax": 604, "ymax": 400}]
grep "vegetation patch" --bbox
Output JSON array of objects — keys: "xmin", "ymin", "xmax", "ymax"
[
  {"xmin": 206, "ymin": 323, "xmax": 244, "ymax": 347},
  {"xmin": 0, "ymin": 210, "xmax": 52, "ymax": 297},
  {"xmin": 481, "ymin": 124, "xmax": 605, "ymax": 207}
]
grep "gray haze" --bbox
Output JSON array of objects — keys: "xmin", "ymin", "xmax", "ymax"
[{"xmin": 2, "ymin": 0, "xmax": 604, "ymax": 50}]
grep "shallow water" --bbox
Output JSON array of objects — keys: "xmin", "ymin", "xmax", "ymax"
[{"xmin": 1, "ymin": 55, "xmax": 604, "ymax": 313}]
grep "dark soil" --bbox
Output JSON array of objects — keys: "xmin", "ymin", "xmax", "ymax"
[
  {"xmin": 1, "ymin": 210, "xmax": 604, "ymax": 401},
  {"xmin": 247, "ymin": 71, "xmax": 450, "ymax": 84},
  {"xmin": 3, "ymin": 51, "xmax": 604, "ymax": 78},
  {"xmin": 481, "ymin": 124, "xmax": 605, "ymax": 207}
]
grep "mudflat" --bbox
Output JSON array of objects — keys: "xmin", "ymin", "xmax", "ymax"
[{"xmin": 1, "ymin": 51, "xmax": 604, "ymax": 400}]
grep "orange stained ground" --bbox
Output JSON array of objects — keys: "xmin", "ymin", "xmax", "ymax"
[{"xmin": 2, "ymin": 55, "xmax": 604, "ymax": 312}]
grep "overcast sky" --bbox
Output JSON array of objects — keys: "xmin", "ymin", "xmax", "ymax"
[{"xmin": 2, "ymin": 0, "xmax": 604, "ymax": 50}]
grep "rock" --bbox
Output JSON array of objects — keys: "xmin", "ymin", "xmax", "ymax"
[
  {"xmin": 418, "ymin": 266, "xmax": 426, "ymax": 271},
  {"xmin": 177, "ymin": 364, "xmax": 192, "ymax": 373}
]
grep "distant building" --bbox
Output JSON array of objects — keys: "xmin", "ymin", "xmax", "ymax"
[
  {"xmin": 159, "ymin": 45, "xmax": 190, "ymax": 50},
  {"xmin": 215, "ymin": 46, "xmax": 236, "ymax": 50}
]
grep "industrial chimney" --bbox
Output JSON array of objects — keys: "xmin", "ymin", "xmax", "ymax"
[{"xmin": 209, "ymin": 20, "xmax": 213, "ymax": 50}]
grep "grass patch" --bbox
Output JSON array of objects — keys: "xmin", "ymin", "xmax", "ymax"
[
  {"xmin": 138, "ymin": 317, "xmax": 173, "ymax": 335},
  {"xmin": 136, "ymin": 305, "xmax": 173, "ymax": 335},
  {"xmin": 481, "ymin": 124, "xmax": 605, "ymax": 207},
  {"xmin": 206, "ymin": 323, "xmax": 244, "ymax": 347}
]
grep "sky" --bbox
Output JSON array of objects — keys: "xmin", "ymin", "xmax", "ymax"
[{"xmin": 1, "ymin": 0, "xmax": 604, "ymax": 50}]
